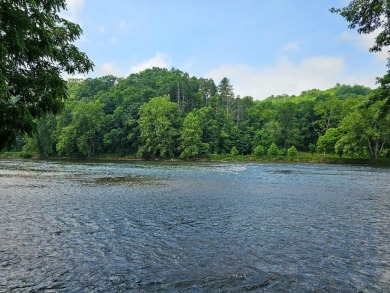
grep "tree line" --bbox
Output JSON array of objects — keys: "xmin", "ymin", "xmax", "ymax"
[
  {"xmin": 14, "ymin": 67, "xmax": 388, "ymax": 160},
  {"xmin": 1, "ymin": 1, "xmax": 389, "ymax": 159}
]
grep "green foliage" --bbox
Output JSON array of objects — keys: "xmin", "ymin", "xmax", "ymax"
[
  {"xmin": 276, "ymin": 102, "xmax": 302, "ymax": 148},
  {"xmin": 253, "ymin": 129, "xmax": 273, "ymax": 150},
  {"xmin": 2, "ymin": 2, "xmax": 389, "ymax": 160},
  {"xmin": 334, "ymin": 136, "xmax": 347, "ymax": 158},
  {"xmin": 7, "ymin": 64, "xmax": 388, "ymax": 160},
  {"xmin": 57, "ymin": 101, "xmax": 104, "ymax": 157},
  {"xmin": 287, "ymin": 146, "xmax": 298, "ymax": 158},
  {"xmin": 218, "ymin": 77, "xmax": 235, "ymax": 114},
  {"xmin": 331, "ymin": 1, "xmax": 389, "ymax": 55},
  {"xmin": 336, "ymin": 100, "xmax": 390, "ymax": 159},
  {"xmin": 317, "ymin": 128, "xmax": 342, "ymax": 155},
  {"xmin": 308, "ymin": 143, "xmax": 317, "ymax": 155},
  {"xmin": 267, "ymin": 143, "xmax": 279, "ymax": 157},
  {"xmin": 22, "ymin": 114, "xmax": 57, "ymax": 158},
  {"xmin": 230, "ymin": 146, "xmax": 239, "ymax": 156},
  {"xmin": 332, "ymin": 1, "xmax": 390, "ymax": 118},
  {"xmin": 314, "ymin": 93, "xmax": 343, "ymax": 133},
  {"xmin": 19, "ymin": 151, "xmax": 33, "ymax": 159},
  {"xmin": 253, "ymin": 145, "xmax": 265, "ymax": 158},
  {"xmin": 138, "ymin": 96, "xmax": 181, "ymax": 158},
  {"xmin": 0, "ymin": 0, "xmax": 93, "ymax": 149},
  {"xmin": 179, "ymin": 111, "xmax": 209, "ymax": 159}
]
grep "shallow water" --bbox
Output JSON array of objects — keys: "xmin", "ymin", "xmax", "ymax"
[{"xmin": 0, "ymin": 159, "xmax": 389, "ymax": 292}]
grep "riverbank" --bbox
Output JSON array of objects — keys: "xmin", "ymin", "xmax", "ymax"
[
  {"xmin": 204, "ymin": 153, "xmax": 390, "ymax": 166},
  {"xmin": 1, "ymin": 151, "xmax": 390, "ymax": 166}
]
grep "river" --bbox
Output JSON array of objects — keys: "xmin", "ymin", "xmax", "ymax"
[{"xmin": 0, "ymin": 159, "xmax": 389, "ymax": 292}]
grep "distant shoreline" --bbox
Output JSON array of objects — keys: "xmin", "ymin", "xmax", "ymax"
[{"xmin": 1, "ymin": 152, "xmax": 389, "ymax": 167}]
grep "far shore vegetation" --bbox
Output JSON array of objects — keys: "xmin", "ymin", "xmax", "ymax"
[
  {"xmin": 2, "ymin": 68, "xmax": 389, "ymax": 164},
  {"xmin": 1, "ymin": 1, "xmax": 389, "ymax": 166}
]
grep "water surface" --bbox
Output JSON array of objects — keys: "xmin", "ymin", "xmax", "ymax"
[{"xmin": 0, "ymin": 159, "xmax": 389, "ymax": 292}]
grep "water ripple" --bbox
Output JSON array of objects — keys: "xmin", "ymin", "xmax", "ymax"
[{"xmin": 0, "ymin": 159, "xmax": 389, "ymax": 292}]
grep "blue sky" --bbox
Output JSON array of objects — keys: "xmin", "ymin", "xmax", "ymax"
[{"xmin": 63, "ymin": 0, "xmax": 388, "ymax": 99}]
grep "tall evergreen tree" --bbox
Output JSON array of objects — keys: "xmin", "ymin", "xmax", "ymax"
[{"xmin": 217, "ymin": 77, "xmax": 235, "ymax": 114}]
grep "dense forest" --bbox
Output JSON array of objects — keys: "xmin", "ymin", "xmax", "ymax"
[{"xmin": 12, "ymin": 67, "xmax": 389, "ymax": 160}]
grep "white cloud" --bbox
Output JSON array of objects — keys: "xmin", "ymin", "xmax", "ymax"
[
  {"xmin": 96, "ymin": 53, "xmax": 172, "ymax": 78},
  {"xmin": 340, "ymin": 30, "xmax": 388, "ymax": 62},
  {"xmin": 129, "ymin": 52, "xmax": 172, "ymax": 73},
  {"xmin": 109, "ymin": 37, "xmax": 118, "ymax": 44},
  {"xmin": 206, "ymin": 56, "xmax": 378, "ymax": 100},
  {"xmin": 117, "ymin": 20, "xmax": 138, "ymax": 33},
  {"xmin": 118, "ymin": 20, "xmax": 128, "ymax": 30},
  {"xmin": 98, "ymin": 62, "xmax": 125, "ymax": 77},
  {"xmin": 61, "ymin": 0, "xmax": 84, "ymax": 21},
  {"xmin": 97, "ymin": 25, "xmax": 106, "ymax": 34},
  {"xmin": 118, "ymin": 20, "xmax": 131, "ymax": 31},
  {"xmin": 281, "ymin": 41, "xmax": 300, "ymax": 52}
]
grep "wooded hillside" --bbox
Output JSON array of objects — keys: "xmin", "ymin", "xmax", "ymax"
[{"xmin": 18, "ymin": 67, "xmax": 389, "ymax": 160}]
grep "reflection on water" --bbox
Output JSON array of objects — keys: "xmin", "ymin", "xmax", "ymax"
[{"xmin": 0, "ymin": 159, "xmax": 389, "ymax": 292}]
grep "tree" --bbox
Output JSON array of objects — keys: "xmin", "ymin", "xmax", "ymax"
[
  {"xmin": 317, "ymin": 128, "xmax": 342, "ymax": 155},
  {"xmin": 0, "ymin": 0, "xmax": 93, "ymax": 149},
  {"xmin": 287, "ymin": 146, "xmax": 298, "ymax": 158},
  {"xmin": 237, "ymin": 126, "xmax": 254, "ymax": 155},
  {"xmin": 331, "ymin": 1, "xmax": 390, "ymax": 114},
  {"xmin": 215, "ymin": 110, "xmax": 235, "ymax": 154},
  {"xmin": 264, "ymin": 121, "xmax": 282, "ymax": 146},
  {"xmin": 196, "ymin": 106, "xmax": 220, "ymax": 153},
  {"xmin": 314, "ymin": 93, "xmax": 343, "ymax": 133},
  {"xmin": 22, "ymin": 114, "xmax": 57, "ymax": 158},
  {"xmin": 276, "ymin": 101, "xmax": 302, "ymax": 148},
  {"xmin": 267, "ymin": 142, "xmax": 279, "ymax": 157},
  {"xmin": 218, "ymin": 77, "xmax": 235, "ymax": 114},
  {"xmin": 296, "ymin": 100, "xmax": 320, "ymax": 150},
  {"xmin": 138, "ymin": 96, "xmax": 181, "ymax": 158},
  {"xmin": 179, "ymin": 111, "xmax": 209, "ymax": 159},
  {"xmin": 230, "ymin": 146, "xmax": 239, "ymax": 156},
  {"xmin": 331, "ymin": 1, "xmax": 390, "ymax": 56},
  {"xmin": 336, "ymin": 100, "xmax": 389, "ymax": 159},
  {"xmin": 57, "ymin": 101, "xmax": 104, "ymax": 157},
  {"xmin": 253, "ymin": 129, "xmax": 273, "ymax": 150},
  {"xmin": 253, "ymin": 145, "xmax": 265, "ymax": 158},
  {"xmin": 198, "ymin": 78, "xmax": 217, "ymax": 106},
  {"xmin": 308, "ymin": 143, "xmax": 317, "ymax": 155}
]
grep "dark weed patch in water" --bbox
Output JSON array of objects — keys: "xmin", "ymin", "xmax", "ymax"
[{"xmin": 93, "ymin": 175, "xmax": 163, "ymax": 185}]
